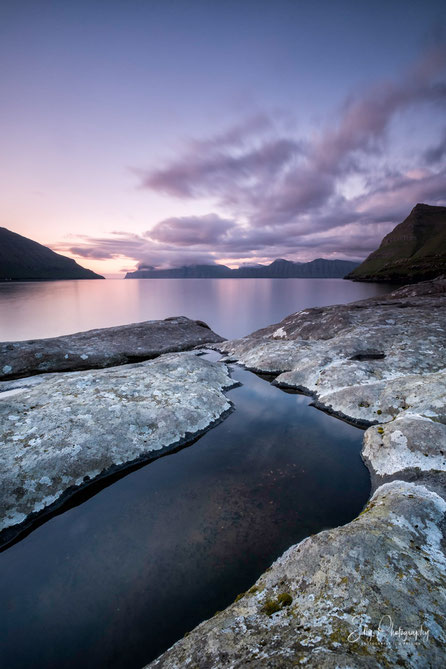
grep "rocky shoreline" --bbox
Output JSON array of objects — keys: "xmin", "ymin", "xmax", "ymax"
[
  {"xmin": 0, "ymin": 316, "xmax": 223, "ymax": 380},
  {"xmin": 1, "ymin": 280, "xmax": 445, "ymax": 667},
  {"xmin": 148, "ymin": 277, "xmax": 446, "ymax": 668},
  {"xmin": 0, "ymin": 318, "xmax": 231, "ymax": 547}
]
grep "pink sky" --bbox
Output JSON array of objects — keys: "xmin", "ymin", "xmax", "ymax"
[{"xmin": 1, "ymin": 1, "xmax": 445, "ymax": 278}]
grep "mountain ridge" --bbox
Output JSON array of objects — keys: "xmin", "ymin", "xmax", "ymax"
[
  {"xmin": 346, "ymin": 203, "xmax": 446, "ymax": 283},
  {"xmin": 125, "ymin": 258, "xmax": 359, "ymax": 279},
  {"xmin": 0, "ymin": 227, "xmax": 104, "ymax": 281}
]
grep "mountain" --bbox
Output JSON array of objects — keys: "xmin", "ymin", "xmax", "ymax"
[
  {"xmin": 346, "ymin": 203, "xmax": 446, "ymax": 283},
  {"xmin": 125, "ymin": 258, "xmax": 359, "ymax": 279},
  {"xmin": 0, "ymin": 228, "xmax": 104, "ymax": 281}
]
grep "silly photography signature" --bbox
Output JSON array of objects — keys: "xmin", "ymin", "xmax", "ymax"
[{"xmin": 348, "ymin": 615, "xmax": 430, "ymax": 645}]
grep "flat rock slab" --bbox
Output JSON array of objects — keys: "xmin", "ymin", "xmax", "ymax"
[
  {"xmin": 0, "ymin": 316, "xmax": 224, "ymax": 380},
  {"xmin": 167, "ymin": 278, "xmax": 446, "ymax": 669},
  {"xmin": 364, "ymin": 417, "xmax": 446, "ymax": 478},
  {"xmin": 363, "ymin": 417, "xmax": 446, "ymax": 497},
  {"xmin": 216, "ymin": 278, "xmax": 446, "ymax": 427},
  {"xmin": 0, "ymin": 352, "xmax": 234, "ymax": 543},
  {"xmin": 148, "ymin": 481, "xmax": 446, "ymax": 668},
  {"xmin": 215, "ymin": 279, "xmax": 446, "ymax": 484},
  {"xmin": 311, "ymin": 369, "xmax": 446, "ymax": 427},
  {"xmin": 215, "ymin": 277, "xmax": 446, "ymax": 489}
]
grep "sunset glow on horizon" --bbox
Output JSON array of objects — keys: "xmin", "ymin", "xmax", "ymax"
[{"xmin": 1, "ymin": 0, "xmax": 445, "ymax": 278}]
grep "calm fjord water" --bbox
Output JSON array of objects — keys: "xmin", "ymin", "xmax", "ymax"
[
  {"xmin": 0, "ymin": 279, "xmax": 392, "ymax": 668},
  {"xmin": 1, "ymin": 356, "xmax": 370, "ymax": 669},
  {"xmin": 0, "ymin": 277, "xmax": 393, "ymax": 341}
]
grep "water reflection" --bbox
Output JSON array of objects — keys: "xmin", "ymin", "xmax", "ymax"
[
  {"xmin": 0, "ymin": 359, "xmax": 370, "ymax": 669},
  {"xmin": 0, "ymin": 278, "xmax": 394, "ymax": 341}
]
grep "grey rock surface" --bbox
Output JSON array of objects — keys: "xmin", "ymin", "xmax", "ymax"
[
  {"xmin": 148, "ymin": 482, "xmax": 446, "ymax": 669},
  {"xmin": 364, "ymin": 417, "xmax": 446, "ymax": 478},
  {"xmin": 0, "ymin": 316, "xmax": 224, "ymax": 380},
  {"xmin": 149, "ymin": 278, "xmax": 446, "ymax": 668},
  {"xmin": 0, "ymin": 352, "xmax": 234, "ymax": 542},
  {"xmin": 214, "ymin": 277, "xmax": 446, "ymax": 428},
  {"xmin": 363, "ymin": 417, "xmax": 446, "ymax": 499},
  {"xmin": 312, "ymin": 370, "xmax": 446, "ymax": 427}
]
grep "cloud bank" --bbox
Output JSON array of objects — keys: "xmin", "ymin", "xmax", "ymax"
[{"xmin": 63, "ymin": 46, "xmax": 446, "ymax": 270}]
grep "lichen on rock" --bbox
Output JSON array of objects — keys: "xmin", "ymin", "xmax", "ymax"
[
  {"xmin": 0, "ymin": 352, "xmax": 235, "ymax": 544},
  {"xmin": 148, "ymin": 278, "xmax": 446, "ymax": 668},
  {"xmin": 148, "ymin": 482, "xmax": 446, "ymax": 668},
  {"xmin": 0, "ymin": 316, "xmax": 224, "ymax": 380}
]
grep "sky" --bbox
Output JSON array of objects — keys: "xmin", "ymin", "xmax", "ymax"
[{"xmin": 1, "ymin": 0, "xmax": 445, "ymax": 278}]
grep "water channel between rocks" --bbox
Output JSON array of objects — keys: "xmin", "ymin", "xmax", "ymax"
[{"xmin": 0, "ymin": 352, "xmax": 370, "ymax": 669}]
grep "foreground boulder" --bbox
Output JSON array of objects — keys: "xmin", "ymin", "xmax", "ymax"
[
  {"xmin": 0, "ymin": 316, "xmax": 224, "ymax": 380},
  {"xmin": 0, "ymin": 353, "xmax": 234, "ymax": 545},
  {"xmin": 149, "ymin": 278, "xmax": 446, "ymax": 668}
]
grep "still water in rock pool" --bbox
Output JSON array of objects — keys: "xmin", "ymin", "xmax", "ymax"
[{"xmin": 0, "ymin": 353, "xmax": 370, "ymax": 668}]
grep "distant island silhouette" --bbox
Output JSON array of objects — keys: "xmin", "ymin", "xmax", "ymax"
[{"xmin": 125, "ymin": 257, "xmax": 359, "ymax": 279}]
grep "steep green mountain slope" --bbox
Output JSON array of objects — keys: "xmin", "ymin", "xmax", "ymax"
[{"xmin": 346, "ymin": 203, "xmax": 446, "ymax": 283}]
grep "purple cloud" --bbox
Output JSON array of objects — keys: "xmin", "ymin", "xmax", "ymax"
[
  {"xmin": 62, "ymin": 46, "xmax": 446, "ymax": 272},
  {"xmin": 424, "ymin": 128, "xmax": 446, "ymax": 163},
  {"xmin": 140, "ymin": 45, "xmax": 446, "ymax": 229},
  {"xmin": 143, "ymin": 136, "xmax": 302, "ymax": 201},
  {"xmin": 147, "ymin": 214, "xmax": 236, "ymax": 246}
]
